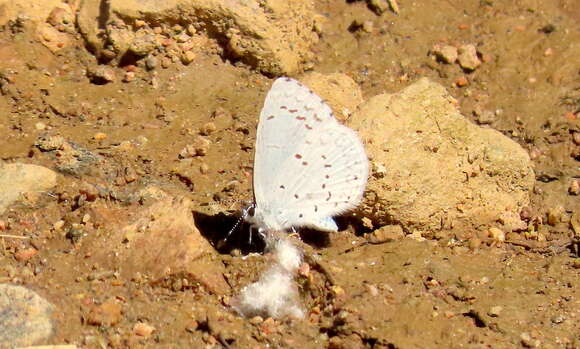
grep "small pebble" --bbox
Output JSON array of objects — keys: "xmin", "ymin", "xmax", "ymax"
[
  {"xmin": 93, "ymin": 132, "xmax": 107, "ymax": 141},
  {"xmin": 564, "ymin": 112, "xmax": 577, "ymax": 121},
  {"xmin": 455, "ymin": 76, "xmax": 469, "ymax": 87},
  {"xmin": 362, "ymin": 21, "xmax": 374, "ymax": 33},
  {"xmin": 432, "ymin": 44, "xmax": 458, "ymax": 64},
  {"xmin": 543, "ymin": 47, "xmax": 553, "ymax": 56},
  {"xmin": 199, "ymin": 163, "xmax": 209, "ymax": 174},
  {"xmin": 35, "ymin": 122, "xmax": 47, "ymax": 130},
  {"xmin": 572, "ymin": 131, "xmax": 580, "ymax": 145},
  {"xmin": 0, "ymin": 220, "xmax": 7, "ymax": 231},
  {"xmin": 133, "ymin": 322, "xmax": 155, "ymax": 337},
  {"xmin": 488, "ymin": 227, "xmax": 505, "ymax": 242},
  {"xmin": 15, "ymin": 248, "xmax": 38, "ymax": 262},
  {"xmin": 457, "ymin": 44, "xmax": 481, "ymax": 71},
  {"xmin": 134, "ymin": 19, "xmax": 146, "ymax": 28},
  {"xmin": 249, "ymin": 316, "xmax": 264, "ymax": 325},
  {"xmin": 145, "ymin": 56, "xmax": 158, "ymax": 70},
  {"xmin": 182, "ymin": 51, "xmax": 196, "ymax": 65},
  {"xmin": 569, "ymin": 179, "xmax": 579, "ymax": 195},
  {"xmin": 199, "ymin": 122, "xmax": 217, "ymax": 135},
  {"xmin": 547, "ymin": 206, "xmax": 564, "ymax": 226},
  {"xmin": 488, "ymin": 305, "xmax": 503, "ymax": 317},
  {"xmin": 123, "ymin": 71, "xmax": 135, "ymax": 82}
]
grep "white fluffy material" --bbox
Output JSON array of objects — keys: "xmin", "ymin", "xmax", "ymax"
[
  {"xmin": 234, "ymin": 238, "xmax": 304, "ymax": 319},
  {"xmin": 274, "ymin": 238, "xmax": 303, "ymax": 273},
  {"xmin": 235, "ymin": 266, "xmax": 304, "ymax": 319}
]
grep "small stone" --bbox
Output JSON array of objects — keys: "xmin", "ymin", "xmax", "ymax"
[
  {"xmin": 133, "ymin": 322, "xmax": 155, "ymax": 337},
  {"xmin": 182, "ymin": 51, "xmax": 196, "ymax": 65},
  {"xmin": 79, "ymin": 182, "xmax": 99, "ymax": 201},
  {"xmin": 572, "ymin": 132, "xmax": 580, "ymax": 145},
  {"xmin": 476, "ymin": 110, "xmax": 495, "ymax": 125},
  {"xmin": 53, "ymin": 220, "xmax": 65, "ymax": 231},
  {"xmin": 488, "ymin": 227, "xmax": 505, "ymax": 242},
  {"xmin": 457, "ymin": 23, "xmax": 469, "ymax": 30},
  {"xmin": 543, "ymin": 47, "xmax": 553, "ymax": 56},
  {"xmin": 193, "ymin": 136, "xmax": 211, "ymax": 156},
  {"xmin": 0, "ymin": 220, "xmax": 7, "ymax": 230},
  {"xmin": 15, "ymin": 248, "xmax": 38, "ymax": 262},
  {"xmin": 124, "ymin": 167, "xmax": 138, "ymax": 183},
  {"xmin": 298, "ymin": 262, "xmax": 310, "ymax": 277},
  {"xmin": 249, "ymin": 316, "xmax": 264, "ymax": 325},
  {"xmin": 455, "ymin": 76, "xmax": 469, "ymax": 87},
  {"xmin": 199, "ymin": 122, "xmax": 217, "ymax": 135},
  {"xmin": 87, "ymin": 66, "xmax": 116, "ymax": 84},
  {"xmin": 550, "ymin": 314, "xmax": 565, "ymax": 324},
  {"xmin": 362, "ymin": 21, "xmax": 374, "ymax": 33},
  {"xmin": 547, "ymin": 206, "xmax": 564, "ymax": 225},
  {"xmin": 367, "ymin": 0, "xmax": 389, "ymax": 15},
  {"xmin": 35, "ymin": 122, "xmax": 47, "ymax": 130},
  {"xmin": 199, "ymin": 163, "xmax": 209, "ymax": 174},
  {"xmin": 145, "ymin": 55, "xmax": 158, "ymax": 70},
  {"xmin": 569, "ymin": 179, "xmax": 579, "ymax": 195},
  {"xmin": 457, "ymin": 44, "xmax": 481, "ymax": 71},
  {"xmin": 93, "ymin": 132, "xmax": 107, "ymax": 141},
  {"xmin": 186, "ymin": 24, "xmax": 196, "ymax": 35},
  {"xmin": 161, "ymin": 57, "xmax": 172, "ymax": 68},
  {"xmin": 468, "ymin": 237, "xmax": 481, "ymax": 250},
  {"xmin": 431, "ymin": 44, "xmax": 458, "ymax": 64},
  {"xmin": 86, "ymin": 299, "xmax": 122, "ymax": 326},
  {"xmin": 123, "ymin": 71, "xmax": 135, "ymax": 82},
  {"xmin": 488, "ymin": 305, "xmax": 503, "ymax": 317},
  {"xmin": 82, "ymin": 214, "xmax": 91, "ymax": 224},
  {"xmin": 367, "ymin": 225, "xmax": 404, "ymax": 243}
]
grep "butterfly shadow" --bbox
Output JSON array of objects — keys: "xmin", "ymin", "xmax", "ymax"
[{"xmin": 192, "ymin": 210, "xmax": 266, "ymax": 255}]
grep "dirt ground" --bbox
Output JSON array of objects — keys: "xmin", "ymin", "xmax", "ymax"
[{"xmin": 0, "ymin": 0, "xmax": 578, "ymax": 348}]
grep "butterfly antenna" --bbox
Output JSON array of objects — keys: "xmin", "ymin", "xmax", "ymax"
[{"xmin": 223, "ymin": 203, "xmax": 254, "ymax": 242}]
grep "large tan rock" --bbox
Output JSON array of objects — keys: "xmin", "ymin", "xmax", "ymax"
[
  {"xmin": 0, "ymin": 284, "xmax": 54, "ymax": 347},
  {"xmin": 349, "ymin": 78, "xmax": 535, "ymax": 234},
  {"xmin": 0, "ymin": 0, "xmax": 64, "ymax": 26},
  {"xmin": 77, "ymin": 0, "xmax": 319, "ymax": 75},
  {"xmin": 92, "ymin": 195, "xmax": 229, "ymax": 294},
  {"xmin": 0, "ymin": 163, "xmax": 58, "ymax": 215},
  {"xmin": 302, "ymin": 72, "xmax": 364, "ymax": 122}
]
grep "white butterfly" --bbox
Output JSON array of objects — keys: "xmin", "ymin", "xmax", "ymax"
[{"xmin": 245, "ymin": 77, "xmax": 369, "ymax": 235}]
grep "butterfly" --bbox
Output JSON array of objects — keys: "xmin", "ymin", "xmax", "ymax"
[{"xmin": 244, "ymin": 77, "xmax": 369, "ymax": 237}]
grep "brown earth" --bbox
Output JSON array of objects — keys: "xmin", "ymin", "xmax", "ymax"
[{"xmin": 0, "ymin": 0, "xmax": 578, "ymax": 348}]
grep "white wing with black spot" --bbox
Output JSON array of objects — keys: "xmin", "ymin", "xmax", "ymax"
[{"xmin": 251, "ymin": 77, "xmax": 368, "ymax": 233}]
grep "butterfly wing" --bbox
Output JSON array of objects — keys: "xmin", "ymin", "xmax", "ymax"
[{"xmin": 253, "ymin": 77, "xmax": 368, "ymax": 232}]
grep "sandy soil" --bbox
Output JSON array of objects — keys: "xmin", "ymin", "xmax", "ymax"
[{"xmin": 0, "ymin": 0, "xmax": 578, "ymax": 348}]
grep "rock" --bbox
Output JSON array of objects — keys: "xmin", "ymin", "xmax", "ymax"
[
  {"xmin": 302, "ymin": 73, "xmax": 364, "ymax": 121},
  {"xmin": 431, "ymin": 44, "xmax": 458, "ymax": 64},
  {"xmin": 0, "ymin": 0, "xmax": 67, "ymax": 26},
  {"xmin": 0, "ymin": 284, "xmax": 53, "ymax": 346},
  {"xmin": 133, "ymin": 322, "xmax": 155, "ymax": 337},
  {"xmin": 87, "ymin": 66, "xmax": 116, "ymax": 84},
  {"xmin": 34, "ymin": 135, "xmax": 103, "ymax": 176},
  {"xmin": 86, "ymin": 298, "xmax": 123, "ymax": 326},
  {"xmin": 0, "ymin": 163, "xmax": 58, "ymax": 215},
  {"xmin": 14, "ymin": 248, "xmax": 38, "ymax": 262},
  {"xmin": 76, "ymin": 0, "xmax": 319, "ymax": 75},
  {"xmin": 349, "ymin": 78, "xmax": 535, "ymax": 234},
  {"xmin": 457, "ymin": 44, "xmax": 481, "ymax": 71},
  {"xmin": 92, "ymin": 196, "xmax": 229, "ymax": 294}
]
